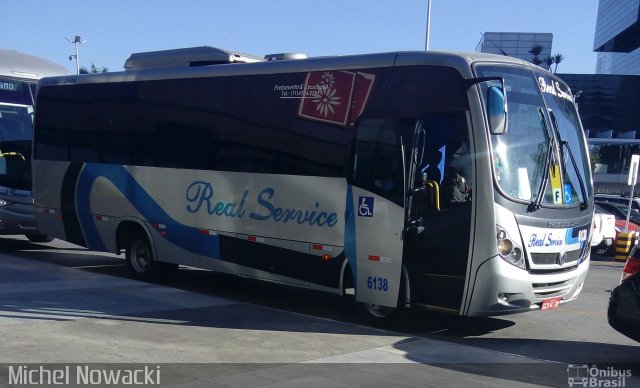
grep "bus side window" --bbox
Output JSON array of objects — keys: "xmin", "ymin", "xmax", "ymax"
[
  {"xmin": 419, "ymin": 113, "xmax": 472, "ymax": 206},
  {"xmin": 352, "ymin": 118, "xmax": 403, "ymax": 205}
]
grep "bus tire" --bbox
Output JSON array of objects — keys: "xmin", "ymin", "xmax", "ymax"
[
  {"xmin": 26, "ymin": 234, "xmax": 54, "ymax": 243},
  {"xmin": 343, "ymin": 264, "xmax": 399, "ymax": 325},
  {"xmin": 356, "ymin": 301, "xmax": 399, "ymax": 326},
  {"xmin": 125, "ymin": 231, "xmax": 162, "ymax": 282}
]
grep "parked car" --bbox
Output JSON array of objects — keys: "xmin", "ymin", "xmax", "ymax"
[
  {"xmin": 595, "ymin": 200, "xmax": 640, "ymax": 226},
  {"xmin": 595, "ymin": 194, "xmax": 640, "ymax": 212},
  {"xmin": 594, "ymin": 201, "xmax": 640, "ymax": 251},
  {"xmin": 592, "ymin": 204, "xmax": 617, "ymax": 255},
  {"xmin": 607, "ymin": 247, "xmax": 640, "ymax": 343},
  {"xmin": 591, "ymin": 201, "xmax": 640, "ymax": 255}
]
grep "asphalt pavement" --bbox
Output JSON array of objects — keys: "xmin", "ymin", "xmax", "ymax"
[{"xmin": 0, "ymin": 239, "xmax": 637, "ymax": 387}]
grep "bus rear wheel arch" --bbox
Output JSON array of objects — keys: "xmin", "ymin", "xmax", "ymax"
[{"xmin": 118, "ymin": 222, "xmax": 177, "ymax": 281}]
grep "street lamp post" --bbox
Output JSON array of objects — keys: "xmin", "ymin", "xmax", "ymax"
[
  {"xmin": 425, "ymin": 0, "xmax": 432, "ymax": 51},
  {"xmin": 66, "ymin": 35, "xmax": 86, "ymax": 75}
]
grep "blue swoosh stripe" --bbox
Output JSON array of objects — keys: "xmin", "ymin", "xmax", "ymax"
[
  {"xmin": 344, "ymin": 185, "xmax": 357, "ymax": 285},
  {"xmin": 76, "ymin": 164, "xmax": 220, "ymax": 258},
  {"xmin": 564, "ymin": 227, "xmax": 582, "ymax": 246}
]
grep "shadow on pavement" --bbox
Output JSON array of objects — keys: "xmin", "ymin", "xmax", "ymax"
[
  {"xmin": 0, "ymin": 236, "xmax": 516, "ymax": 337},
  {"xmin": 2, "ymin": 236, "xmax": 638, "ymax": 386},
  {"xmin": 396, "ymin": 336, "xmax": 640, "ymax": 387}
]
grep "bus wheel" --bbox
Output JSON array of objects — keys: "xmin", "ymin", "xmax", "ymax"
[
  {"xmin": 126, "ymin": 233, "xmax": 161, "ymax": 281},
  {"xmin": 356, "ymin": 302, "xmax": 400, "ymax": 328},
  {"xmin": 355, "ymin": 270, "xmax": 406, "ymax": 327},
  {"xmin": 356, "ymin": 302, "xmax": 399, "ymax": 327}
]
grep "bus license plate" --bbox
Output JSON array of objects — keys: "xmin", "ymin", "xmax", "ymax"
[{"xmin": 540, "ymin": 297, "xmax": 562, "ymax": 310}]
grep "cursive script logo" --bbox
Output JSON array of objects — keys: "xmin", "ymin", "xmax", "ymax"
[
  {"xmin": 0, "ymin": 189, "xmax": 31, "ymax": 198},
  {"xmin": 186, "ymin": 181, "xmax": 338, "ymax": 227},
  {"xmin": 528, "ymin": 233, "xmax": 564, "ymax": 248},
  {"xmin": 186, "ymin": 181, "xmax": 247, "ymax": 217},
  {"xmin": 538, "ymin": 77, "xmax": 574, "ymax": 102}
]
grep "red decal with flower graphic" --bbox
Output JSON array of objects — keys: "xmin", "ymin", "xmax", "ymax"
[
  {"xmin": 297, "ymin": 71, "xmax": 376, "ymax": 127},
  {"xmin": 298, "ymin": 71, "xmax": 355, "ymax": 127}
]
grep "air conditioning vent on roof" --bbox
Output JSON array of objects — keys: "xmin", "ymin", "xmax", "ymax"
[
  {"xmin": 265, "ymin": 53, "xmax": 308, "ymax": 61},
  {"xmin": 124, "ymin": 46, "xmax": 263, "ymax": 71}
]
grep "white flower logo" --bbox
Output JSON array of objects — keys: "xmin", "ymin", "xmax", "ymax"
[
  {"xmin": 320, "ymin": 72, "xmax": 335, "ymax": 87},
  {"xmin": 313, "ymin": 85, "xmax": 340, "ymax": 117},
  {"xmin": 311, "ymin": 72, "xmax": 341, "ymax": 117}
]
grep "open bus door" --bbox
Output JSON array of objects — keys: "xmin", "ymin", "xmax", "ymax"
[
  {"xmin": 346, "ymin": 117, "xmax": 406, "ymax": 321},
  {"xmin": 403, "ymin": 114, "xmax": 474, "ymax": 314},
  {"xmin": 347, "ymin": 112, "xmax": 474, "ymax": 321}
]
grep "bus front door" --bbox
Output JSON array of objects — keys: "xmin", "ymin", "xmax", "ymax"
[{"xmin": 347, "ymin": 117, "xmax": 406, "ymax": 313}]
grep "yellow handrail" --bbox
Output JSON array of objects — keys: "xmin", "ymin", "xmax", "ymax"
[
  {"xmin": 0, "ymin": 152, "xmax": 25, "ymax": 161},
  {"xmin": 426, "ymin": 180, "xmax": 440, "ymax": 211}
]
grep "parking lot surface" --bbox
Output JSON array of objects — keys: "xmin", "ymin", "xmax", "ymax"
[{"xmin": 0, "ymin": 242, "xmax": 636, "ymax": 387}]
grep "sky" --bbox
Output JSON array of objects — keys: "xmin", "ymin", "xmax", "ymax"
[{"xmin": 4, "ymin": 0, "xmax": 599, "ymax": 74}]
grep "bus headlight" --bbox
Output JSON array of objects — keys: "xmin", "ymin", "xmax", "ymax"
[
  {"xmin": 497, "ymin": 239, "xmax": 513, "ymax": 256},
  {"xmin": 0, "ymin": 199, "xmax": 7, "ymax": 207},
  {"xmin": 496, "ymin": 226, "xmax": 525, "ymax": 269}
]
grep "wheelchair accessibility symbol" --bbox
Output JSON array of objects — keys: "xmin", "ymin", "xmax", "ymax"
[
  {"xmin": 564, "ymin": 184, "xmax": 573, "ymax": 204},
  {"xmin": 358, "ymin": 196, "xmax": 374, "ymax": 217}
]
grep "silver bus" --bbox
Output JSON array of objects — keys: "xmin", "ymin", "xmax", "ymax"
[
  {"xmin": 0, "ymin": 49, "xmax": 69, "ymax": 241},
  {"xmin": 32, "ymin": 47, "xmax": 593, "ymax": 323}
]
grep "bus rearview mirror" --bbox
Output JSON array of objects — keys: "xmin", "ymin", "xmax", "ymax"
[{"xmin": 487, "ymin": 85, "xmax": 508, "ymax": 135}]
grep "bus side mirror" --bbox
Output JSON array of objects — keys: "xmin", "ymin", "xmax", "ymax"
[{"xmin": 487, "ymin": 85, "xmax": 508, "ymax": 135}]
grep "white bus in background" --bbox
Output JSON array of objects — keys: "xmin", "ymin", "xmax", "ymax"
[
  {"xmin": 0, "ymin": 49, "xmax": 69, "ymax": 242},
  {"xmin": 32, "ymin": 46, "xmax": 593, "ymax": 323}
]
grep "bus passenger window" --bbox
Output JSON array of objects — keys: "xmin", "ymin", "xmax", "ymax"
[{"xmin": 352, "ymin": 118, "xmax": 403, "ymax": 204}]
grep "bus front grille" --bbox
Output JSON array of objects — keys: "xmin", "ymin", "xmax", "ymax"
[
  {"xmin": 530, "ymin": 249, "xmax": 582, "ymax": 265},
  {"xmin": 532, "ymin": 279, "xmax": 575, "ymax": 299}
]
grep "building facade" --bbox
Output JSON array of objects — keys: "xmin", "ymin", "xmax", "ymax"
[
  {"xmin": 594, "ymin": 0, "xmax": 640, "ymax": 74},
  {"xmin": 476, "ymin": 32, "xmax": 553, "ymax": 67},
  {"xmin": 559, "ymin": 74, "xmax": 640, "ymax": 138},
  {"xmin": 558, "ymin": 73, "xmax": 640, "ymax": 193}
]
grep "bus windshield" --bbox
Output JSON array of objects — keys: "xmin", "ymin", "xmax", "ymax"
[
  {"xmin": 0, "ymin": 102, "xmax": 34, "ymax": 191},
  {"xmin": 536, "ymin": 72, "xmax": 592, "ymax": 205},
  {"xmin": 476, "ymin": 65, "xmax": 550, "ymax": 203},
  {"xmin": 0, "ymin": 50, "xmax": 69, "ymax": 240},
  {"xmin": 475, "ymin": 65, "xmax": 591, "ymax": 207}
]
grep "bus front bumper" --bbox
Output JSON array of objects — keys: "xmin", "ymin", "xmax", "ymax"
[
  {"xmin": 0, "ymin": 202, "xmax": 38, "ymax": 235},
  {"xmin": 465, "ymin": 254, "xmax": 590, "ymax": 316}
]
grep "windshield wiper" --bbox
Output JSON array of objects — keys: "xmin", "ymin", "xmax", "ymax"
[
  {"xmin": 549, "ymin": 111, "xmax": 588, "ymax": 210},
  {"xmin": 528, "ymin": 108, "xmax": 554, "ymax": 212}
]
